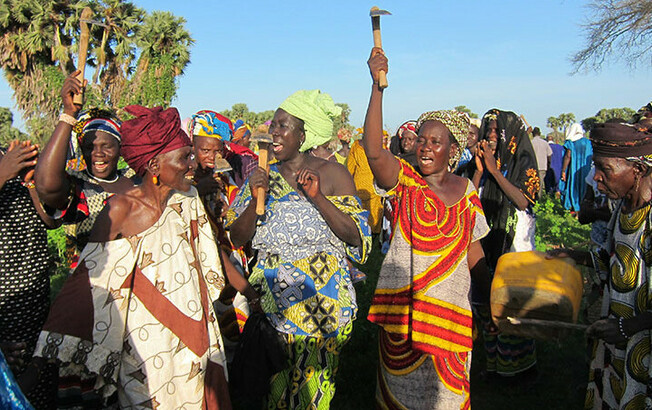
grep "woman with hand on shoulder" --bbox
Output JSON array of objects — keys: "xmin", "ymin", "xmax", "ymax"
[
  {"xmin": 226, "ymin": 89, "xmax": 371, "ymax": 409},
  {"xmin": 363, "ymin": 47, "xmax": 494, "ymax": 410}
]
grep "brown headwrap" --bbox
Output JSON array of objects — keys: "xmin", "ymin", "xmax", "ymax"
[
  {"xmin": 590, "ymin": 122, "xmax": 652, "ymax": 158},
  {"xmin": 120, "ymin": 105, "xmax": 192, "ymax": 175}
]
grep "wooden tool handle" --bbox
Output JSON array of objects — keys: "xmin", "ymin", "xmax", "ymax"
[
  {"xmin": 255, "ymin": 147, "xmax": 269, "ymax": 216},
  {"xmin": 371, "ymin": 20, "xmax": 388, "ymax": 89},
  {"xmin": 73, "ymin": 8, "xmax": 92, "ymax": 105}
]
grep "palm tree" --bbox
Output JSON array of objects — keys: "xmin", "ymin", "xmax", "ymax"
[
  {"xmin": 126, "ymin": 10, "xmax": 193, "ymax": 107},
  {"xmin": 0, "ymin": 0, "xmax": 192, "ymax": 141}
]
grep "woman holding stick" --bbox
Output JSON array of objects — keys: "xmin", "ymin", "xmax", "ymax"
[
  {"xmin": 363, "ymin": 47, "xmax": 494, "ymax": 409},
  {"xmin": 226, "ymin": 89, "xmax": 371, "ymax": 409}
]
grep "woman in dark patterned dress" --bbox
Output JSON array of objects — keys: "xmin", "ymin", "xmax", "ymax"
[{"xmin": 0, "ymin": 140, "xmax": 56, "ymax": 408}]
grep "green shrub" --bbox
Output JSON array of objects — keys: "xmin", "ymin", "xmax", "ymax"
[{"xmin": 534, "ymin": 193, "xmax": 591, "ymax": 252}]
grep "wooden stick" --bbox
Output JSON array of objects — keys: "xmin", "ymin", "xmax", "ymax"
[
  {"xmin": 255, "ymin": 142, "xmax": 271, "ymax": 216},
  {"xmin": 73, "ymin": 7, "xmax": 93, "ymax": 105},
  {"xmin": 506, "ymin": 316, "xmax": 589, "ymax": 331},
  {"xmin": 371, "ymin": 14, "xmax": 388, "ymax": 89}
]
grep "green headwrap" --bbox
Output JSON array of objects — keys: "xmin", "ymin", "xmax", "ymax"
[{"xmin": 279, "ymin": 89, "xmax": 342, "ymax": 152}]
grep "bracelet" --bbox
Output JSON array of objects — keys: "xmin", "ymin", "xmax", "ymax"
[
  {"xmin": 618, "ymin": 317, "xmax": 630, "ymax": 340},
  {"xmin": 21, "ymin": 180, "xmax": 35, "ymax": 189},
  {"xmin": 58, "ymin": 113, "xmax": 78, "ymax": 126}
]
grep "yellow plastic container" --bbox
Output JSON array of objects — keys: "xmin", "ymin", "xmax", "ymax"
[{"xmin": 490, "ymin": 251, "xmax": 583, "ymax": 339}]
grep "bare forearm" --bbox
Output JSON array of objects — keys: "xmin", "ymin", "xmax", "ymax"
[
  {"xmin": 311, "ymin": 194, "xmax": 361, "ymax": 247},
  {"xmin": 35, "ymin": 122, "xmax": 74, "ymax": 208},
  {"xmin": 28, "ymin": 187, "xmax": 59, "ymax": 228},
  {"xmin": 228, "ymin": 201, "xmax": 259, "ymax": 248},
  {"xmin": 362, "ymin": 85, "xmax": 399, "ymax": 189},
  {"xmin": 489, "ymin": 169, "xmax": 529, "ymax": 210},
  {"xmin": 561, "ymin": 151, "xmax": 571, "ymax": 174},
  {"xmin": 471, "ymin": 170, "xmax": 482, "ymax": 190},
  {"xmin": 363, "ymin": 86, "xmax": 385, "ymax": 161}
]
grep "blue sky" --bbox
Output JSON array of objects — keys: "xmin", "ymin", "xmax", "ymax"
[{"xmin": 1, "ymin": 0, "xmax": 650, "ymax": 134}]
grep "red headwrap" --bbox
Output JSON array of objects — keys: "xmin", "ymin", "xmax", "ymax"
[
  {"xmin": 397, "ymin": 120, "xmax": 417, "ymax": 140},
  {"xmin": 120, "ymin": 105, "xmax": 192, "ymax": 175}
]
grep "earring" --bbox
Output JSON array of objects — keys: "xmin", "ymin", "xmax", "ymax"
[
  {"xmin": 153, "ymin": 175, "xmax": 159, "ymax": 185},
  {"xmin": 634, "ymin": 174, "xmax": 641, "ymax": 192}
]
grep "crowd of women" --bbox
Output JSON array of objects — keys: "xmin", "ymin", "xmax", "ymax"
[{"xmin": 0, "ymin": 46, "xmax": 651, "ymax": 410}]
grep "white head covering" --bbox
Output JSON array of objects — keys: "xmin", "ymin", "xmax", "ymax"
[{"xmin": 565, "ymin": 123, "xmax": 585, "ymax": 142}]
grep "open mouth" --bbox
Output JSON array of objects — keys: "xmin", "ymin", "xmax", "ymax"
[
  {"xmin": 94, "ymin": 161, "xmax": 109, "ymax": 172},
  {"xmin": 273, "ymin": 142, "xmax": 283, "ymax": 153},
  {"xmin": 420, "ymin": 157, "xmax": 433, "ymax": 166}
]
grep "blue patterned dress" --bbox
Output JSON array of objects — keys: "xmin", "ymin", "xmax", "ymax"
[{"xmin": 226, "ymin": 164, "xmax": 371, "ymax": 409}]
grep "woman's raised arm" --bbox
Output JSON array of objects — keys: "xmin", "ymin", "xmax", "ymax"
[{"xmin": 362, "ymin": 48, "xmax": 400, "ymax": 190}]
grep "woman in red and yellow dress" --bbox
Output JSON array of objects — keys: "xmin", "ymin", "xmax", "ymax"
[{"xmin": 363, "ymin": 48, "xmax": 494, "ymax": 409}]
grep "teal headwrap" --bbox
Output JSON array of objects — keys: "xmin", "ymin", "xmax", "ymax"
[{"xmin": 279, "ymin": 89, "xmax": 342, "ymax": 152}]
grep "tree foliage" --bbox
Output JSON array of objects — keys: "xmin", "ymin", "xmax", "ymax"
[
  {"xmin": 0, "ymin": 0, "xmax": 193, "ymax": 144},
  {"xmin": 454, "ymin": 105, "xmax": 479, "ymax": 119},
  {"xmin": 546, "ymin": 113, "xmax": 576, "ymax": 134},
  {"xmin": 332, "ymin": 102, "xmax": 353, "ymax": 136},
  {"xmin": 219, "ymin": 103, "xmax": 274, "ymax": 128},
  {"xmin": 581, "ymin": 107, "xmax": 636, "ymax": 130},
  {"xmin": 572, "ymin": 0, "xmax": 652, "ymax": 72}
]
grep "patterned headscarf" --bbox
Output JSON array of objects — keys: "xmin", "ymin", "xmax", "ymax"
[
  {"xmin": 633, "ymin": 101, "xmax": 652, "ymax": 125},
  {"xmin": 279, "ymin": 89, "xmax": 342, "ymax": 152},
  {"xmin": 479, "ymin": 108, "xmax": 540, "ymax": 268},
  {"xmin": 67, "ymin": 108, "xmax": 122, "ymax": 172},
  {"xmin": 396, "ymin": 120, "xmax": 417, "ymax": 140},
  {"xmin": 232, "ymin": 119, "xmax": 252, "ymax": 143},
  {"xmin": 337, "ymin": 127, "xmax": 352, "ymax": 144},
  {"xmin": 120, "ymin": 105, "xmax": 192, "ymax": 176},
  {"xmin": 189, "ymin": 110, "xmax": 233, "ymax": 141},
  {"xmin": 416, "ymin": 110, "xmax": 470, "ymax": 168}
]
